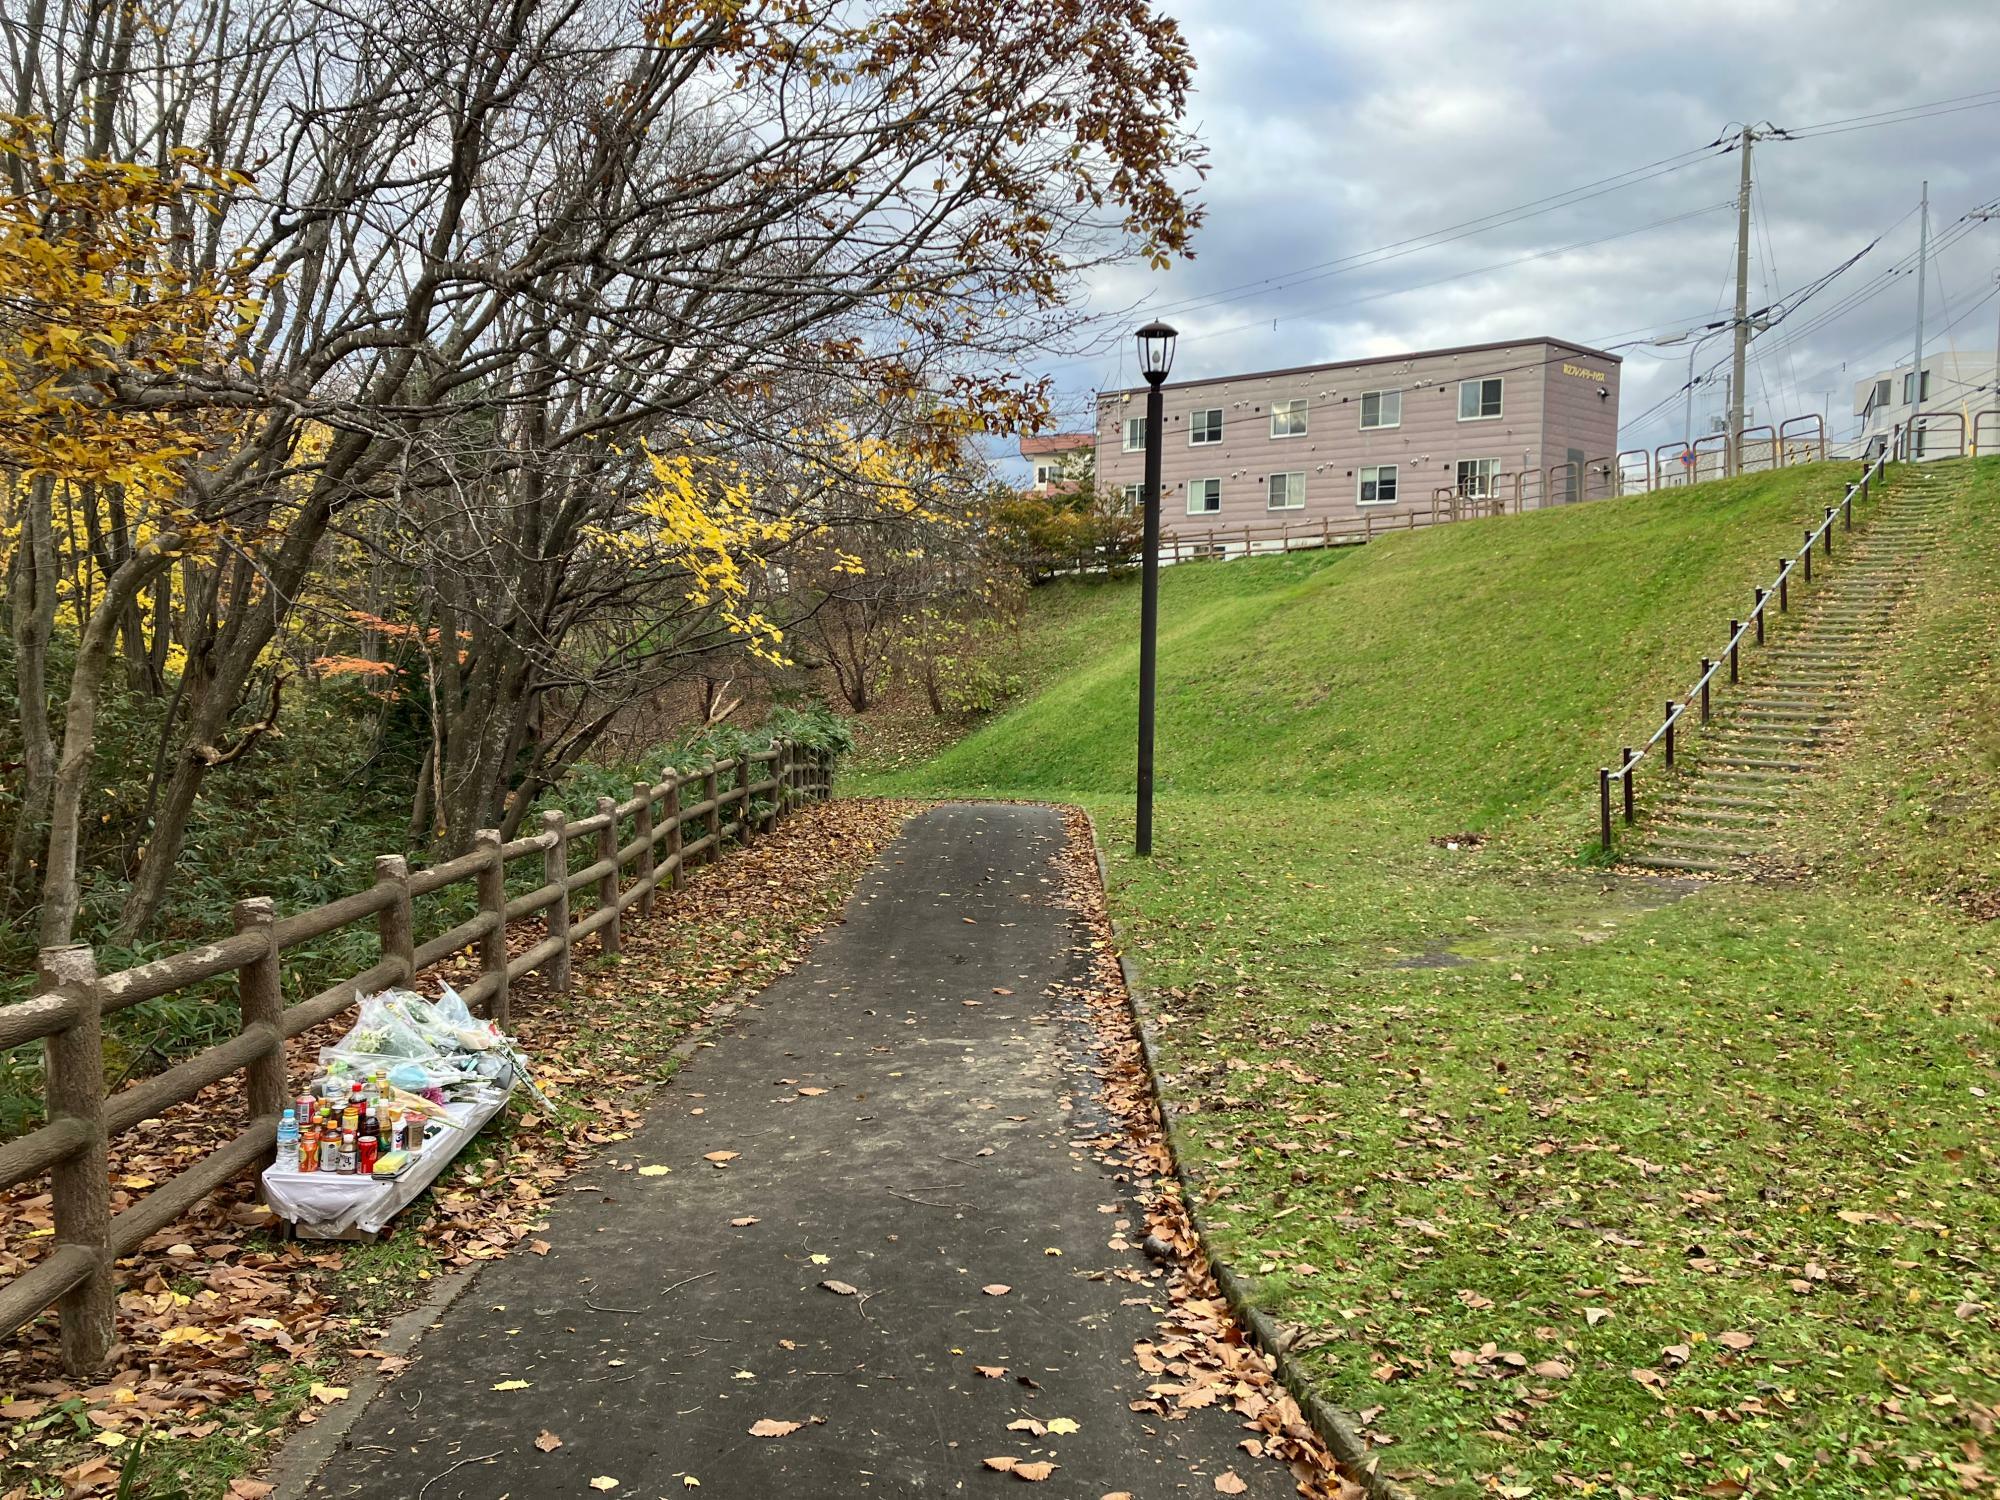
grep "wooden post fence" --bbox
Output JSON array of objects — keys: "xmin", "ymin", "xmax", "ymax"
[{"xmin": 0, "ymin": 743, "xmax": 841, "ymax": 1372}]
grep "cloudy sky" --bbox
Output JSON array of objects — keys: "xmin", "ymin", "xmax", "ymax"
[{"xmin": 1031, "ymin": 0, "xmax": 2000, "ymax": 466}]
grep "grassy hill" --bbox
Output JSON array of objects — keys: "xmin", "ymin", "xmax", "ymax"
[
  {"xmin": 867, "ymin": 463, "xmax": 1874, "ymax": 843},
  {"xmin": 857, "ymin": 459, "xmax": 2000, "ymax": 1498}
]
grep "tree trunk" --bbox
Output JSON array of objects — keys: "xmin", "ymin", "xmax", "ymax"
[
  {"xmin": 38, "ymin": 541, "xmax": 177, "ymax": 947},
  {"xmin": 5, "ymin": 478, "xmax": 59, "ymax": 895}
]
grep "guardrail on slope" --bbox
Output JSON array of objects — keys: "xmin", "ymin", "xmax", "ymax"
[{"xmin": 1596, "ymin": 442, "xmax": 1898, "ymax": 853}]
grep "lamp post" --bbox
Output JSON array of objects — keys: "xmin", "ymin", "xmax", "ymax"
[{"xmin": 1134, "ymin": 320, "xmax": 1176, "ymax": 856}]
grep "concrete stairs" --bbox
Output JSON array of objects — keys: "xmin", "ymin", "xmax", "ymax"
[{"xmin": 1624, "ymin": 466, "xmax": 1952, "ymax": 874}]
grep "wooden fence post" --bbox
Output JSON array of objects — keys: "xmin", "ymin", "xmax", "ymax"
[
  {"xmin": 475, "ymin": 828, "xmax": 510, "ymax": 1023},
  {"xmin": 775, "ymin": 740, "xmax": 791, "ymax": 830},
  {"xmin": 234, "ymin": 897, "xmax": 285, "ymax": 1157},
  {"xmin": 703, "ymin": 762, "xmax": 720, "ymax": 863},
  {"xmin": 736, "ymin": 751, "xmax": 754, "ymax": 844},
  {"xmin": 664, "ymin": 776, "xmax": 684, "ymax": 892},
  {"xmin": 634, "ymin": 783, "xmax": 656, "ymax": 917},
  {"xmin": 41, "ymin": 943, "xmax": 112, "ymax": 1375},
  {"xmin": 539, "ymin": 811, "xmax": 571, "ymax": 992},
  {"xmin": 375, "ymin": 854, "xmax": 416, "ymax": 984},
  {"xmin": 594, "ymin": 798, "xmax": 621, "ymax": 960}
]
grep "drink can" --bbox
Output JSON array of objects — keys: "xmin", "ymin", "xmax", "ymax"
[{"xmin": 358, "ymin": 1137, "xmax": 378, "ymax": 1174}]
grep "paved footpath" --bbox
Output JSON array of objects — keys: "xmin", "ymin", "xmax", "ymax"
[{"xmin": 295, "ymin": 804, "xmax": 1291, "ymax": 1499}]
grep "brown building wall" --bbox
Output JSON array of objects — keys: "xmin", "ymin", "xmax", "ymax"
[{"xmin": 1093, "ymin": 337, "xmax": 1623, "ymax": 527}]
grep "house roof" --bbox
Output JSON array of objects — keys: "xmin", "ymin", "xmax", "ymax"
[
  {"xmin": 1019, "ymin": 432, "xmax": 1095, "ymax": 458},
  {"xmin": 1096, "ymin": 335, "xmax": 1623, "ymax": 399}
]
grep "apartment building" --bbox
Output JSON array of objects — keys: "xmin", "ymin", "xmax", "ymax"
[
  {"xmin": 1093, "ymin": 336, "xmax": 1622, "ymax": 527},
  {"xmin": 1853, "ymin": 351, "xmax": 1998, "ymax": 455}
]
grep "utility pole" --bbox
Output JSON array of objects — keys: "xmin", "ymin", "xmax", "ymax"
[
  {"xmin": 1912, "ymin": 181, "xmax": 1929, "ymax": 415},
  {"xmin": 1969, "ymin": 206, "xmax": 1996, "ymax": 414},
  {"xmin": 1728, "ymin": 124, "xmax": 1755, "ymax": 459}
]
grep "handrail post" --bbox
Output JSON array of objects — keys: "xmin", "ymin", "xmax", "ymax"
[
  {"xmin": 1843, "ymin": 489, "xmax": 1853, "ymax": 530},
  {"xmin": 736, "ymin": 751, "xmax": 754, "ymax": 845},
  {"xmin": 1664, "ymin": 704, "xmax": 1676, "ymax": 768},
  {"xmin": 594, "ymin": 799, "xmax": 621, "ymax": 962},
  {"xmin": 1753, "ymin": 588, "xmax": 1766, "ymax": 645},
  {"xmin": 1621, "ymin": 750, "xmax": 1635, "ymax": 824},
  {"xmin": 664, "ymin": 776, "xmax": 684, "ymax": 892},
  {"xmin": 539, "ymin": 810, "xmax": 572, "ymax": 992},
  {"xmin": 234, "ymin": 896, "xmax": 285, "ymax": 1160},
  {"xmin": 1728, "ymin": 623, "xmax": 1741, "ymax": 683},
  {"xmin": 1700, "ymin": 661, "xmax": 1712, "ymax": 722},
  {"xmin": 1824, "ymin": 508, "xmax": 1835, "ymax": 557},
  {"xmin": 42, "ymin": 943, "xmax": 112, "ymax": 1375},
  {"xmin": 1777, "ymin": 564, "xmax": 1788, "ymax": 612},
  {"xmin": 1599, "ymin": 769, "xmax": 1613, "ymax": 852},
  {"xmin": 375, "ymin": 853, "xmax": 416, "ymax": 984},
  {"xmin": 1802, "ymin": 536, "xmax": 1812, "ymax": 583},
  {"xmin": 633, "ymin": 782, "xmax": 656, "ymax": 917},
  {"xmin": 475, "ymin": 827, "xmax": 510, "ymax": 1022},
  {"xmin": 703, "ymin": 761, "xmax": 720, "ymax": 863}
]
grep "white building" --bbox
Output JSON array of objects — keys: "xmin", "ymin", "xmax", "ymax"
[{"xmin": 1853, "ymin": 350, "xmax": 1999, "ymax": 455}]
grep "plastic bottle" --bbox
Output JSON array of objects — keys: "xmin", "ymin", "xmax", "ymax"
[{"xmin": 275, "ymin": 1109, "xmax": 300, "ymax": 1173}]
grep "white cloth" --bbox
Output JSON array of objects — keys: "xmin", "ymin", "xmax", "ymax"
[{"xmin": 260, "ymin": 1089, "xmax": 508, "ymax": 1236}]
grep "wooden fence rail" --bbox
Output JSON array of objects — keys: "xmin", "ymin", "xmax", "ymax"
[{"xmin": 0, "ymin": 739, "xmax": 834, "ymax": 1373}]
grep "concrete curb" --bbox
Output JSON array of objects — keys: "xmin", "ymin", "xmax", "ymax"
[{"xmin": 1080, "ymin": 810, "xmax": 1417, "ymax": 1500}]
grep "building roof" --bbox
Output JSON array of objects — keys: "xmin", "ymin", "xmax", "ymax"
[
  {"xmin": 1019, "ymin": 432, "xmax": 1095, "ymax": 458},
  {"xmin": 1097, "ymin": 335, "xmax": 1623, "ymax": 400}
]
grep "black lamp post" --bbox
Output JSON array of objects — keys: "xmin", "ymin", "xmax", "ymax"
[{"xmin": 1134, "ymin": 319, "xmax": 1176, "ymax": 856}]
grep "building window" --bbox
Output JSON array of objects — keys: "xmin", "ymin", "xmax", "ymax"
[
  {"xmin": 1188, "ymin": 478, "xmax": 1222, "ymax": 515},
  {"xmin": 1455, "ymin": 458, "xmax": 1498, "ymax": 498},
  {"xmin": 1458, "ymin": 377, "xmax": 1503, "ymax": 421},
  {"xmin": 1903, "ymin": 369, "xmax": 1931, "ymax": 405},
  {"xmin": 1358, "ymin": 465, "xmax": 1398, "ymax": 505},
  {"xmin": 1872, "ymin": 378, "xmax": 1892, "ymax": 411},
  {"xmin": 1033, "ymin": 462, "xmax": 1055, "ymax": 487},
  {"xmin": 1359, "ymin": 389, "xmax": 1401, "ymax": 429},
  {"xmin": 1121, "ymin": 483, "xmax": 1143, "ymax": 510},
  {"xmin": 1267, "ymin": 472, "xmax": 1305, "ymax": 510},
  {"xmin": 1123, "ymin": 416, "xmax": 1147, "ymax": 451},
  {"xmin": 1270, "ymin": 399, "xmax": 1308, "ymax": 438},
  {"xmin": 1189, "ymin": 408, "xmax": 1223, "ymax": 445}
]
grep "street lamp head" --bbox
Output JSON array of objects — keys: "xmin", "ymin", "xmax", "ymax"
[{"xmin": 1136, "ymin": 320, "xmax": 1178, "ymax": 386}]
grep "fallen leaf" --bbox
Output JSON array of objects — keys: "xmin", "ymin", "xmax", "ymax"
[
  {"xmin": 1529, "ymin": 1359, "xmax": 1572, "ymax": 1379},
  {"xmin": 1215, "ymin": 1474, "xmax": 1248, "ymax": 1495},
  {"xmin": 1014, "ymin": 1462, "xmax": 1057, "ymax": 1482},
  {"xmin": 1045, "ymin": 1417, "xmax": 1080, "ymax": 1435},
  {"xmin": 748, "ymin": 1419, "xmax": 802, "ymax": 1438},
  {"xmin": 535, "ymin": 1430, "xmax": 563, "ymax": 1453},
  {"xmin": 637, "ymin": 1165, "xmax": 671, "ymax": 1177},
  {"xmin": 984, "ymin": 1457, "xmax": 1019, "ymax": 1473},
  {"xmin": 820, "ymin": 1279, "xmax": 859, "ymax": 1296},
  {"xmin": 975, "ymin": 1365, "xmax": 1008, "ymax": 1379},
  {"xmin": 589, "ymin": 1478, "xmax": 619, "ymax": 1492},
  {"xmin": 228, "ymin": 1482, "xmax": 277, "ymax": 1499},
  {"xmin": 529, "ymin": 1240, "xmax": 552, "ymax": 1256},
  {"xmin": 730, "ymin": 1217, "xmax": 760, "ymax": 1227},
  {"xmin": 797, "ymin": 1087, "xmax": 827, "ymax": 1097},
  {"xmin": 1716, "ymin": 1329, "xmax": 1756, "ymax": 1351},
  {"xmin": 704, "ymin": 1151, "xmax": 739, "ymax": 1165},
  {"xmin": 982, "ymin": 1283, "xmax": 1012, "ymax": 1297},
  {"xmin": 492, "ymin": 1379, "xmax": 532, "ymax": 1391},
  {"xmin": 308, "ymin": 1384, "xmax": 348, "ymax": 1404},
  {"xmin": 1583, "ymin": 1306, "xmax": 1612, "ymax": 1326}
]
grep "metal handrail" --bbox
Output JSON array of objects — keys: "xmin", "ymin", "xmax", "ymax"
[{"xmin": 1597, "ymin": 436, "xmax": 1898, "ymax": 851}]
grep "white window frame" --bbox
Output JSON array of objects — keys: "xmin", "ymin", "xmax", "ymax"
[
  {"xmin": 1903, "ymin": 369, "xmax": 1930, "ymax": 405},
  {"xmin": 1187, "ymin": 477, "xmax": 1222, "ymax": 516},
  {"xmin": 1269, "ymin": 399, "xmax": 1308, "ymax": 439},
  {"xmin": 1121, "ymin": 483, "xmax": 1143, "ymax": 510},
  {"xmin": 1357, "ymin": 465, "xmax": 1398, "ymax": 506},
  {"xmin": 1123, "ymin": 415, "xmax": 1147, "ymax": 452},
  {"xmin": 1188, "ymin": 407, "xmax": 1223, "ymax": 445},
  {"xmin": 1458, "ymin": 377, "xmax": 1503, "ymax": 421},
  {"xmin": 1359, "ymin": 389, "xmax": 1402, "ymax": 430},
  {"xmin": 1032, "ymin": 462, "xmax": 1055, "ymax": 487},
  {"xmin": 1266, "ymin": 472, "xmax": 1305, "ymax": 511},
  {"xmin": 1455, "ymin": 457, "xmax": 1499, "ymax": 498}
]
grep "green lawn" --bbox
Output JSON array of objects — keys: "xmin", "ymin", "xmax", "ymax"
[{"xmin": 857, "ymin": 460, "xmax": 2000, "ymax": 1498}]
